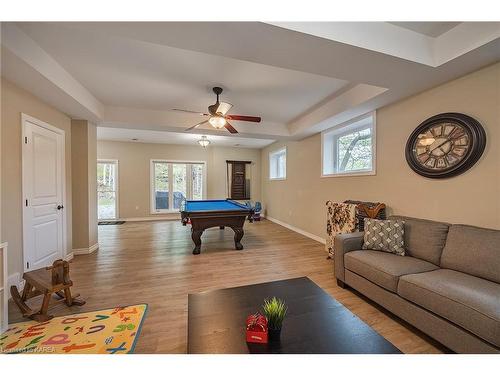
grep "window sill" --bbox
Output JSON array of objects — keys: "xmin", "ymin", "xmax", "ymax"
[
  {"xmin": 269, "ymin": 177, "xmax": 286, "ymax": 181},
  {"xmin": 321, "ymin": 170, "xmax": 376, "ymax": 178}
]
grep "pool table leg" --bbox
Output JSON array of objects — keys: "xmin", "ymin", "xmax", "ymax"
[
  {"xmin": 233, "ymin": 227, "xmax": 244, "ymax": 250},
  {"xmin": 192, "ymin": 229, "xmax": 203, "ymax": 255}
]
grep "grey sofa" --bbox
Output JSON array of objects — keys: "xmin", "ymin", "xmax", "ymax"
[{"xmin": 334, "ymin": 215, "xmax": 500, "ymax": 353}]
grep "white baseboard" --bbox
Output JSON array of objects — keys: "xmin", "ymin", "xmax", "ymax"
[
  {"xmin": 73, "ymin": 243, "xmax": 99, "ymax": 256},
  {"xmin": 117, "ymin": 216, "xmax": 179, "ymax": 222},
  {"xmin": 264, "ymin": 216, "xmax": 326, "ymax": 244},
  {"xmin": 64, "ymin": 252, "xmax": 74, "ymax": 261}
]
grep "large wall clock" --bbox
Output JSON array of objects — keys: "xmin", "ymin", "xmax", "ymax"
[{"xmin": 405, "ymin": 113, "xmax": 486, "ymax": 179}]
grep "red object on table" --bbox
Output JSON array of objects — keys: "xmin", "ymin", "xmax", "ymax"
[{"xmin": 246, "ymin": 313, "xmax": 268, "ymax": 344}]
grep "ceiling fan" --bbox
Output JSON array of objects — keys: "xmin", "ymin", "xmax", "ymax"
[{"xmin": 172, "ymin": 87, "xmax": 261, "ymax": 134}]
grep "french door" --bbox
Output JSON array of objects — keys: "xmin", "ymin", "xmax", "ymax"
[
  {"xmin": 97, "ymin": 160, "xmax": 119, "ymax": 220},
  {"xmin": 151, "ymin": 160, "xmax": 206, "ymax": 213}
]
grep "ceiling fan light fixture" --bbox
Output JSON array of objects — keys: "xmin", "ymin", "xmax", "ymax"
[
  {"xmin": 181, "ymin": 86, "xmax": 258, "ymax": 134},
  {"xmin": 209, "ymin": 115, "xmax": 227, "ymax": 129},
  {"xmin": 198, "ymin": 135, "xmax": 210, "ymax": 148}
]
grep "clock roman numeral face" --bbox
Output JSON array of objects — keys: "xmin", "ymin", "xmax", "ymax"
[
  {"xmin": 413, "ymin": 122, "xmax": 470, "ymax": 171},
  {"xmin": 406, "ymin": 113, "xmax": 485, "ymax": 179}
]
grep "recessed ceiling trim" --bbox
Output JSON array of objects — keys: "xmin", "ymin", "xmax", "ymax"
[
  {"xmin": 288, "ymin": 83, "xmax": 388, "ymax": 137},
  {"xmin": 97, "ymin": 127, "xmax": 275, "ymax": 149},
  {"xmin": 268, "ymin": 22, "xmax": 436, "ymax": 66},
  {"xmin": 102, "ymin": 106, "xmax": 291, "ymax": 139},
  {"xmin": 389, "ymin": 22, "xmax": 461, "ymax": 38},
  {"xmin": 434, "ymin": 22, "xmax": 500, "ymax": 66},
  {"xmin": 267, "ymin": 21, "xmax": 499, "ymax": 67}
]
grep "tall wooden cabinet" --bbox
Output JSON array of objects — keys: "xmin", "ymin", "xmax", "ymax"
[{"xmin": 226, "ymin": 160, "xmax": 251, "ymax": 200}]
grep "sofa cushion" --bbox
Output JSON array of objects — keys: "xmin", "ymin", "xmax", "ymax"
[
  {"xmin": 344, "ymin": 250, "xmax": 439, "ymax": 292},
  {"xmin": 398, "ymin": 269, "xmax": 500, "ymax": 347},
  {"xmin": 441, "ymin": 224, "xmax": 500, "ymax": 284},
  {"xmin": 390, "ymin": 215, "xmax": 449, "ymax": 265},
  {"xmin": 362, "ymin": 218, "xmax": 405, "ymax": 256}
]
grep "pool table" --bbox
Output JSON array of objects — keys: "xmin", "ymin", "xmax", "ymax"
[{"xmin": 180, "ymin": 199, "xmax": 254, "ymax": 254}]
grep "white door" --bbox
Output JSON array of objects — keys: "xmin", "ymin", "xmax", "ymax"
[{"xmin": 22, "ymin": 114, "xmax": 65, "ymax": 271}]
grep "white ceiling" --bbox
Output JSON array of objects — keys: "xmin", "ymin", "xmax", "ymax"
[
  {"xmin": 97, "ymin": 127, "xmax": 275, "ymax": 148},
  {"xmin": 389, "ymin": 22, "xmax": 461, "ymax": 37},
  {"xmin": 1, "ymin": 22, "xmax": 499, "ymax": 148},
  {"xmin": 17, "ymin": 23, "xmax": 348, "ymax": 124}
]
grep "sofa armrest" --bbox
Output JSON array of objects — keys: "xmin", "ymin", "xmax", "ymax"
[{"xmin": 334, "ymin": 232, "xmax": 365, "ymax": 283}]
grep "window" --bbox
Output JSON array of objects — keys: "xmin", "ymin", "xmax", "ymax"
[
  {"xmin": 97, "ymin": 160, "xmax": 118, "ymax": 220},
  {"xmin": 151, "ymin": 160, "xmax": 206, "ymax": 213},
  {"xmin": 322, "ymin": 112, "xmax": 376, "ymax": 176},
  {"xmin": 269, "ymin": 147, "xmax": 286, "ymax": 180}
]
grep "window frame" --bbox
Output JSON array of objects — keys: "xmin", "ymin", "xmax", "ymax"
[
  {"xmin": 97, "ymin": 159, "xmax": 119, "ymax": 220},
  {"xmin": 150, "ymin": 159, "xmax": 207, "ymax": 214},
  {"xmin": 321, "ymin": 112, "xmax": 377, "ymax": 178},
  {"xmin": 269, "ymin": 147, "xmax": 287, "ymax": 180}
]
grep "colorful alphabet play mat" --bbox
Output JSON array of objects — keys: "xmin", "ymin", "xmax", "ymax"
[{"xmin": 0, "ymin": 304, "xmax": 148, "ymax": 354}]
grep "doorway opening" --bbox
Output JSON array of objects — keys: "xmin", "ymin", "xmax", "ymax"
[{"xmin": 97, "ymin": 160, "xmax": 119, "ymax": 220}]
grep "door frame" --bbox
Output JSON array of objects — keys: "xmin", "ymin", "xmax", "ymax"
[
  {"xmin": 97, "ymin": 159, "xmax": 120, "ymax": 220},
  {"xmin": 21, "ymin": 113, "xmax": 67, "ymax": 272}
]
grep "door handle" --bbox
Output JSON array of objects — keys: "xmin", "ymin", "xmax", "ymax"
[{"xmin": 57, "ymin": 205, "xmax": 64, "ymax": 210}]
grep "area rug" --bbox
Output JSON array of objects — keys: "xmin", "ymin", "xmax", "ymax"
[{"xmin": 0, "ymin": 304, "xmax": 148, "ymax": 354}]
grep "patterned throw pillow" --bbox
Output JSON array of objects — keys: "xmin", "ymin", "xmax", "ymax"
[{"xmin": 362, "ymin": 218, "xmax": 405, "ymax": 256}]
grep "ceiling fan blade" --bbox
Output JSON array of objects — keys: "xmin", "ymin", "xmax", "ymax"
[
  {"xmin": 217, "ymin": 102, "xmax": 233, "ymax": 115},
  {"xmin": 226, "ymin": 115, "xmax": 261, "ymax": 123},
  {"xmin": 185, "ymin": 120, "xmax": 208, "ymax": 131},
  {"xmin": 224, "ymin": 122, "xmax": 238, "ymax": 134},
  {"xmin": 172, "ymin": 109, "xmax": 209, "ymax": 116},
  {"xmin": 209, "ymin": 102, "xmax": 233, "ymax": 116}
]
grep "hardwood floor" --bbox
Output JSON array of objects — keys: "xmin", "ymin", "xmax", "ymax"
[{"xmin": 9, "ymin": 219, "xmax": 445, "ymax": 353}]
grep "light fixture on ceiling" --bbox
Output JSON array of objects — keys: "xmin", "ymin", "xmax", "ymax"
[
  {"xmin": 208, "ymin": 115, "xmax": 227, "ymax": 129},
  {"xmin": 198, "ymin": 135, "xmax": 210, "ymax": 148}
]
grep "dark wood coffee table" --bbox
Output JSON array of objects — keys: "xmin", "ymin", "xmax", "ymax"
[{"xmin": 188, "ymin": 277, "xmax": 401, "ymax": 354}]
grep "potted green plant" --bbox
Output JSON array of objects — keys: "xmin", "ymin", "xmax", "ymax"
[{"xmin": 262, "ymin": 297, "xmax": 288, "ymax": 341}]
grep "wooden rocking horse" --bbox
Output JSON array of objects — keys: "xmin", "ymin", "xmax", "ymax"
[{"xmin": 10, "ymin": 259, "xmax": 85, "ymax": 322}]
